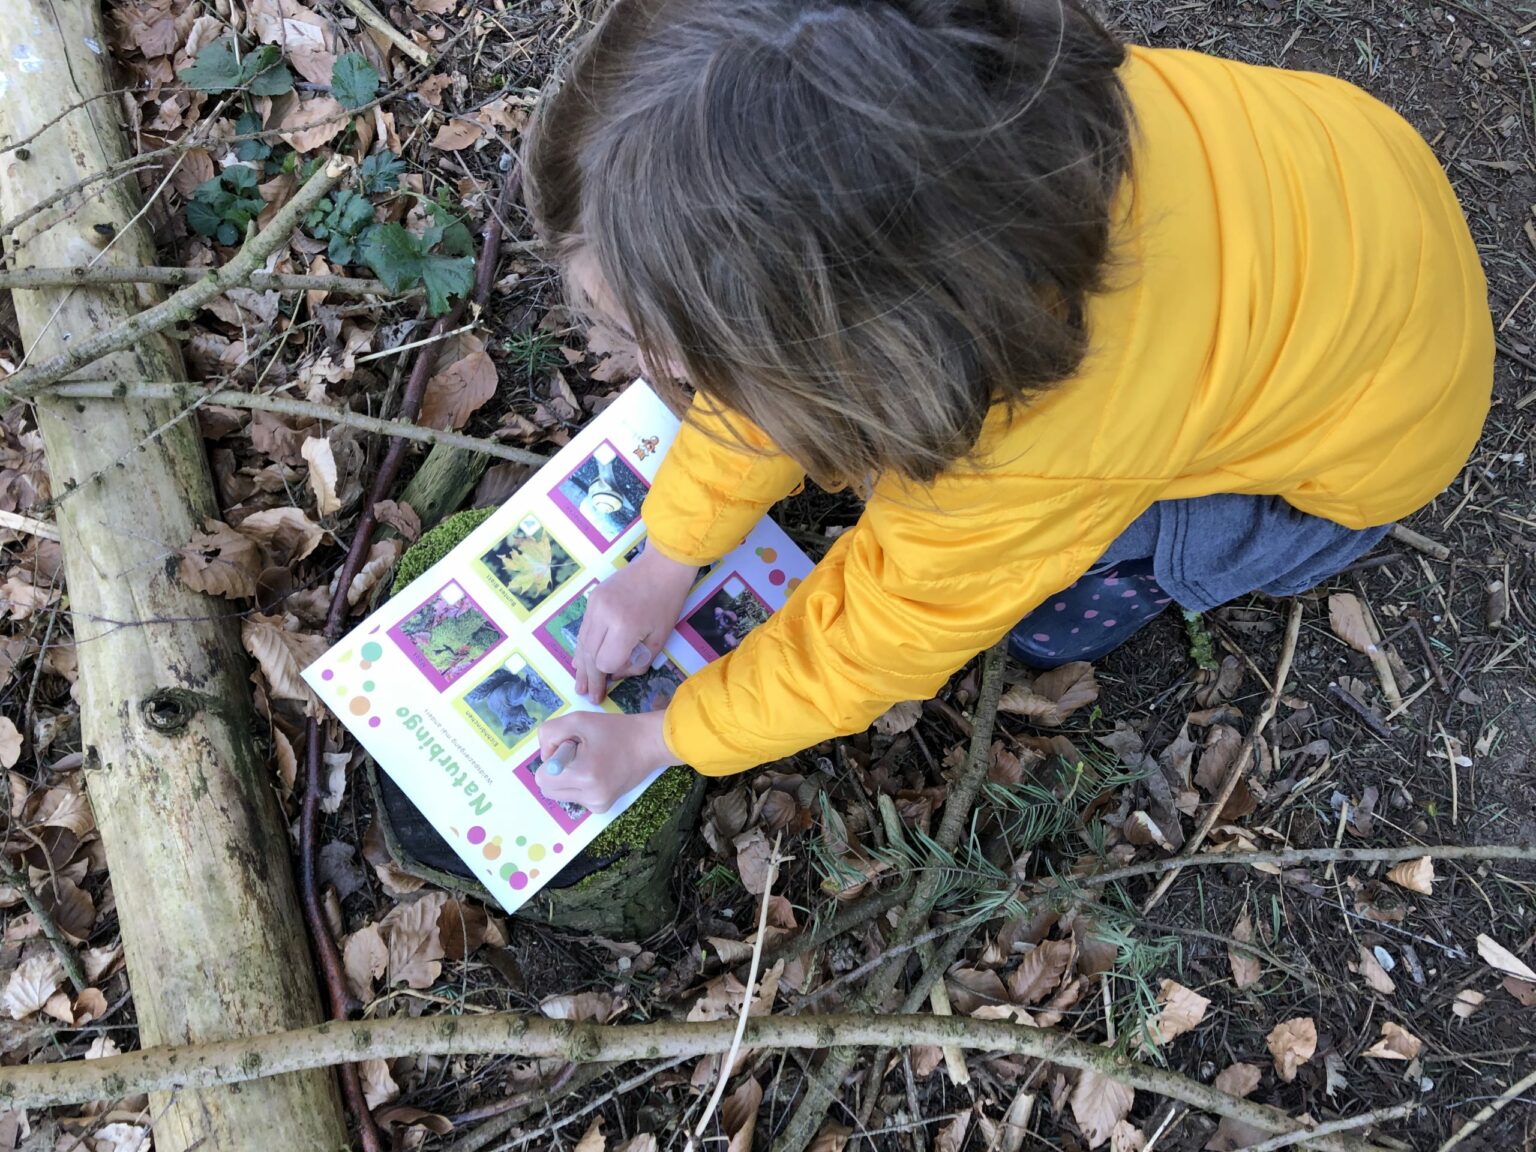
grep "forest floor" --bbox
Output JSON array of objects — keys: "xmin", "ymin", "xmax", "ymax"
[{"xmin": 0, "ymin": 1, "xmax": 1534, "ymax": 1151}]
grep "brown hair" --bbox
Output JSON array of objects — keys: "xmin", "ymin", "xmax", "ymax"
[{"xmin": 526, "ymin": 0, "xmax": 1133, "ymax": 489}]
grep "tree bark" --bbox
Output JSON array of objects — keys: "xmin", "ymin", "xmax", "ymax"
[{"xmin": 0, "ymin": 7, "xmax": 346, "ymax": 1151}]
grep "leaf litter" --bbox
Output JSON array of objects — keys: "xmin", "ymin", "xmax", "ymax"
[{"xmin": 0, "ymin": 1, "xmax": 1532, "ymax": 1149}]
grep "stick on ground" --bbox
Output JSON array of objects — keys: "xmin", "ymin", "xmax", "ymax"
[
  {"xmin": 0, "ymin": 159, "xmax": 346, "ymax": 401},
  {"xmin": 0, "ymin": 1012, "xmax": 1389, "ymax": 1152}
]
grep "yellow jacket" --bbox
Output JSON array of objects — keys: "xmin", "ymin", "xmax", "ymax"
[{"xmin": 643, "ymin": 46, "xmax": 1493, "ymax": 776}]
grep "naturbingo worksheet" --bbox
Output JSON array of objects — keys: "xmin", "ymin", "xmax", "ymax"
[{"xmin": 303, "ymin": 382, "xmax": 813, "ymax": 914}]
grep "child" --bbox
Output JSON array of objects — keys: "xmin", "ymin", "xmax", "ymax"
[{"xmin": 529, "ymin": 0, "xmax": 1493, "ymax": 813}]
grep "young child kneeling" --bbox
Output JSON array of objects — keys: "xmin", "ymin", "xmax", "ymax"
[{"xmin": 527, "ymin": 0, "xmax": 1493, "ymax": 811}]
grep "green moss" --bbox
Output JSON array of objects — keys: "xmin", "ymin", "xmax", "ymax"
[
  {"xmin": 393, "ymin": 507, "xmax": 689, "ymax": 882},
  {"xmin": 586, "ymin": 764, "xmax": 694, "ymax": 859},
  {"xmin": 391, "ymin": 506, "xmax": 496, "ymax": 595}
]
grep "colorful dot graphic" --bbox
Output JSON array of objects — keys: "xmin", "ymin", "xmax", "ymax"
[
  {"xmin": 349, "ymin": 697, "xmax": 370, "ymax": 716},
  {"xmin": 509, "ymin": 872, "xmax": 528, "ymax": 890},
  {"xmin": 768, "ymin": 569, "xmax": 786, "ymax": 587},
  {"xmin": 515, "ymin": 835, "xmax": 527, "ymax": 847},
  {"xmin": 368, "ymin": 717, "xmax": 381, "ymax": 728},
  {"xmin": 755, "ymin": 546, "xmax": 778, "ymax": 563},
  {"xmin": 553, "ymin": 843, "xmax": 564, "ymax": 854},
  {"xmin": 483, "ymin": 835, "xmax": 503, "ymax": 861},
  {"xmin": 359, "ymin": 640, "xmax": 383, "ymax": 672},
  {"xmin": 785, "ymin": 577, "xmax": 802, "ymax": 595},
  {"xmin": 499, "ymin": 862, "xmax": 516, "ymax": 880},
  {"xmin": 528, "ymin": 844, "xmax": 546, "ymax": 862},
  {"xmin": 321, "ymin": 669, "xmax": 334, "ymax": 681},
  {"xmin": 467, "ymin": 827, "xmax": 486, "ymax": 845},
  {"xmin": 363, "ymin": 680, "xmax": 375, "ymax": 692}
]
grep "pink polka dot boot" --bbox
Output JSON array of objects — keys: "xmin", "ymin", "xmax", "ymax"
[{"xmin": 1006, "ymin": 557, "xmax": 1173, "ymax": 669}]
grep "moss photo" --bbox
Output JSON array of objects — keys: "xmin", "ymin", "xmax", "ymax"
[{"xmin": 388, "ymin": 580, "xmax": 504, "ymax": 690}]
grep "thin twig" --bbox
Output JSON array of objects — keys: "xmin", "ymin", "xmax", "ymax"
[
  {"xmin": 0, "ymin": 1012, "xmax": 1390, "ymax": 1152},
  {"xmin": 0, "ymin": 510, "xmax": 58, "ymax": 541},
  {"xmin": 1233, "ymin": 1102, "xmax": 1417, "ymax": 1152},
  {"xmin": 0, "ymin": 851, "xmax": 88, "ymax": 992},
  {"xmin": 1389, "ymin": 524, "xmax": 1451, "ymax": 562},
  {"xmin": 1143, "ymin": 599, "xmax": 1302, "ymax": 913},
  {"xmin": 0, "ymin": 265, "xmax": 401, "ymax": 296},
  {"xmin": 1435, "ymin": 1065, "xmax": 1536, "ymax": 1152},
  {"xmin": 47, "ymin": 382, "xmax": 548, "ymax": 467},
  {"xmin": 1, "ymin": 159, "xmax": 347, "ymax": 401},
  {"xmin": 762, "ymin": 883, "xmax": 912, "ymax": 969},
  {"xmin": 335, "ymin": 0, "xmax": 433, "ymax": 64},
  {"xmin": 1069, "ymin": 842, "xmax": 1536, "ymax": 893},
  {"xmin": 1327, "ymin": 681, "xmax": 1395, "ymax": 739},
  {"xmin": 696, "ymin": 833, "xmax": 784, "ymax": 1139}
]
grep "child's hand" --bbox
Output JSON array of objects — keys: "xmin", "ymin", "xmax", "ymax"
[
  {"xmin": 573, "ymin": 545, "xmax": 697, "ymax": 703},
  {"xmin": 535, "ymin": 710, "xmax": 674, "ymax": 813}
]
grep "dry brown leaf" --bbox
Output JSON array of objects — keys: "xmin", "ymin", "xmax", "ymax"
[
  {"xmin": 1194, "ymin": 725, "xmax": 1244, "ymax": 794},
  {"xmin": 936, "ymin": 1112, "xmax": 971, "ymax": 1152},
  {"xmin": 721, "ymin": 1076, "xmax": 763, "ymax": 1152},
  {"xmin": 359, "ymin": 1058, "xmax": 400, "ymax": 1109},
  {"xmin": 74, "ymin": 987, "xmax": 108, "ymax": 1025},
  {"xmin": 1386, "ymin": 856, "xmax": 1435, "ymax": 895},
  {"xmin": 420, "ymin": 338, "xmax": 498, "ymax": 430},
  {"xmin": 1229, "ymin": 908, "xmax": 1262, "ymax": 989},
  {"xmin": 373, "ymin": 500, "xmax": 421, "ymax": 543},
  {"xmin": 178, "ymin": 519, "xmax": 262, "ymax": 600},
  {"xmin": 808, "ymin": 1123, "xmax": 851, "ymax": 1152},
  {"xmin": 1205, "ymin": 1118, "xmax": 1269, "ymax": 1152},
  {"xmin": 1069, "ymin": 1062, "xmax": 1134, "ymax": 1149},
  {"xmin": 541, "ymin": 991, "xmax": 618, "ymax": 1023},
  {"xmin": 247, "ymin": 0, "xmax": 336, "ymax": 83},
  {"xmin": 0, "ymin": 718, "xmax": 20, "ymax": 770},
  {"xmin": 911, "ymin": 1045, "xmax": 944, "ymax": 1079},
  {"xmin": 1265, "ymin": 1017, "xmax": 1317, "ymax": 1082},
  {"xmin": 347, "ymin": 539, "xmax": 401, "ymax": 606},
  {"xmin": 1009, "ymin": 939, "xmax": 1074, "ymax": 1005},
  {"xmin": 81, "ymin": 945, "xmax": 122, "ymax": 983},
  {"xmin": 3, "ymin": 953, "xmax": 62, "ymax": 1019},
  {"xmin": 1353, "ymin": 945, "xmax": 1396, "ymax": 995},
  {"xmin": 432, "ymin": 118, "xmax": 484, "ymax": 151},
  {"xmin": 238, "ymin": 506, "xmax": 323, "ymax": 564},
  {"xmin": 92, "ymin": 1123, "xmax": 151, "ymax": 1152},
  {"xmin": 733, "ymin": 827, "xmax": 775, "ymax": 894},
  {"xmin": 31, "ymin": 785, "xmax": 94, "ymax": 836},
  {"xmin": 872, "ymin": 700, "xmax": 922, "ymax": 736},
  {"xmin": 1212, "ymin": 1062, "xmax": 1262, "ymax": 1098},
  {"xmin": 36, "ymin": 876, "xmax": 94, "ymax": 944},
  {"xmin": 1123, "ymin": 811, "xmax": 1173, "ymax": 851},
  {"xmin": 708, "ymin": 936, "xmax": 754, "ymax": 965},
  {"xmin": 438, "ymin": 899, "xmax": 488, "ymax": 960},
  {"xmin": 343, "ymin": 924, "xmax": 387, "ymax": 1002},
  {"xmin": 242, "ymin": 616, "xmax": 326, "ymax": 706},
  {"xmin": 1362, "ymin": 1021, "xmax": 1422, "ymax": 1060},
  {"xmin": 1477, "ymin": 934, "xmax": 1536, "ymax": 982},
  {"xmin": 301, "ymin": 437, "xmax": 341, "ymax": 516},
  {"xmin": 1452, "ymin": 988, "xmax": 1485, "ymax": 1019},
  {"xmin": 998, "ymin": 662, "xmax": 1099, "ymax": 727},
  {"xmin": 574, "ymin": 1117, "xmax": 605, "ymax": 1152},
  {"xmin": 1328, "ymin": 593, "xmax": 1380, "ymax": 654},
  {"xmin": 1502, "ymin": 977, "xmax": 1536, "ymax": 1006},
  {"xmin": 1110, "ymin": 1121, "xmax": 1146, "ymax": 1152},
  {"xmin": 946, "ymin": 967, "xmax": 1009, "ymax": 1014},
  {"xmin": 1144, "ymin": 979, "xmax": 1210, "ymax": 1047},
  {"xmin": 383, "ymin": 892, "xmax": 448, "ymax": 989},
  {"xmin": 278, "ymin": 95, "xmax": 347, "ymax": 153}
]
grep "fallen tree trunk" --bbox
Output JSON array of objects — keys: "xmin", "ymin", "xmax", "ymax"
[{"xmin": 0, "ymin": 6, "xmax": 346, "ymax": 1151}]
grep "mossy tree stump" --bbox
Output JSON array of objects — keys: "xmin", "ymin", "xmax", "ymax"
[{"xmin": 378, "ymin": 509, "xmax": 703, "ymax": 938}]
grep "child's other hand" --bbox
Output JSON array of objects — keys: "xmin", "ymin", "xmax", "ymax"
[
  {"xmin": 535, "ymin": 710, "xmax": 675, "ymax": 814},
  {"xmin": 573, "ymin": 544, "xmax": 697, "ymax": 703}
]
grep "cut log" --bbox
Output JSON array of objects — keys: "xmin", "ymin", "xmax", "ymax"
[{"xmin": 0, "ymin": 6, "xmax": 346, "ymax": 1150}]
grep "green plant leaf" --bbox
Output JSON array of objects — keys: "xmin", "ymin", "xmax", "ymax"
[
  {"xmin": 241, "ymin": 45, "xmax": 294, "ymax": 96},
  {"xmin": 216, "ymin": 220, "xmax": 239, "ymax": 246},
  {"xmin": 357, "ymin": 150, "xmax": 406, "ymax": 195},
  {"xmin": 186, "ymin": 197, "xmax": 227, "ymax": 238},
  {"xmin": 235, "ymin": 110, "xmax": 273, "ymax": 163},
  {"xmin": 224, "ymin": 164, "xmax": 260, "ymax": 195},
  {"xmin": 179, "ymin": 38, "xmax": 293, "ymax": 95},
  {"xmin": 178, "ymin": 38, "xmax": 245, "ymax": 91},
  {"xmin": 331, "ymin": 52, "xmax": 380, "ymax": 110},
  {"xmin": 359, "ymin": 222, "xmax": 474, "ymax": 314}
]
